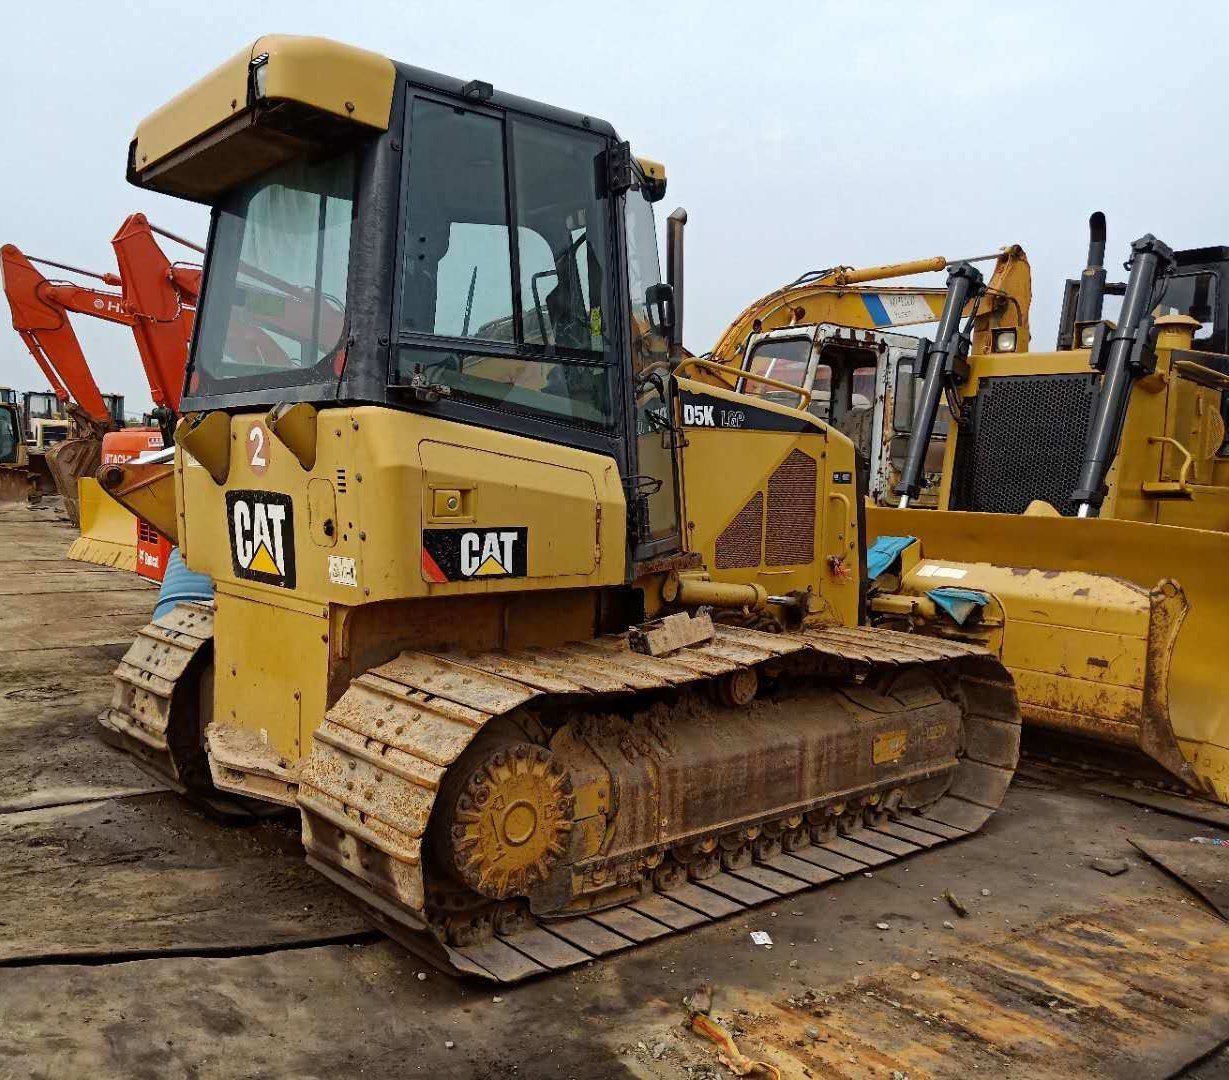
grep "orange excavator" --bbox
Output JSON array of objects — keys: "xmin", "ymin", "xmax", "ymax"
[{"xmin": 1, "ymin": 214, "xmax": 200, "ymax": 537}]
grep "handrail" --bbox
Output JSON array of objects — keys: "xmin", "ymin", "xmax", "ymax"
[
  {"xmin": 674, "ymin": 357, "xmax": 813, "ymax": 409},
  {"xmin": 1144, "ymin": 435, "xmax": 1196, "ymax": 497}
]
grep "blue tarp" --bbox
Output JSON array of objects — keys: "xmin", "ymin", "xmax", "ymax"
[
  {"xmin": 927, "ymin": 586, "xmax": 990, "ymax": 626},
  {"xmin": 866, "ymin": 535, "xmax": 916, "ymax": 580},
  {"xmin": 154, "ymin": 547, "xmax": 215, "ymax": 621}
]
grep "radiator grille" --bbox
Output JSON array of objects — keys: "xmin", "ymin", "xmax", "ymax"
[
  {"xmin": 951, "ymin": 373, "xmax": 1098, "ymax": 516},
  {"xmin": 766, "ymin": 449, "xmax": 817, "ymax": 566},
  {"xmin": 714, "ymin": 492, "xmax": 764, "ymax": 568}
]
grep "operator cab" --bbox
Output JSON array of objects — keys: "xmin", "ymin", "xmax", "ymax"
[
  {"xmin": 132, "ymin": 36, "xmax": 680, "ymax": 571},
  {"xmin": 736, "ymin": 323, "xmax": 944, "ymax": 504}
]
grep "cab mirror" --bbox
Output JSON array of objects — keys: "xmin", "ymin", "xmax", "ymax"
[{"xmin": 645, "ymin": 283, "xmax": 675, "ymax": 339}]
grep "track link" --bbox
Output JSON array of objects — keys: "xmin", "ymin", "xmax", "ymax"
[
  {"xmin": 98, "ymin": 602, "xmax": 214, "ymax": 791},
  {"xmin": 299, "ymin": 624, "xmax": 1020, "ymax": 982}
]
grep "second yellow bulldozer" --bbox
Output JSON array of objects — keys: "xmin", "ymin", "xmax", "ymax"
[{"xmin": 99, "ymin": 35, "xmax": 1020, "ymax": 981}]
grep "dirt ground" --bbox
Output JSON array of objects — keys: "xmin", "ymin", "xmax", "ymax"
[{"xmin": 1, "ymin": 502, "xmax": 1226, "ymax": 1080}]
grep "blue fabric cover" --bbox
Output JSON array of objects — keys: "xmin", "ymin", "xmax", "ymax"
[
  {"xmin": 866, "ymin": 535, "xmax": 916, "ymax": 580},
  {"xmin": 927, "ymin": 586, "xmax": 989, "ymax": 626},
  {"xmin": 153, "ymin": 546, "xmax": 215, "ymax": 621}
]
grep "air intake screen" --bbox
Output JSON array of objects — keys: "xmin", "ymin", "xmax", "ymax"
[
  {"xmin": 951, "ymin": 373, "xmax": 1098, "ymax": 515},
  {"xmin": 766, "ymin": 449, "xmax": 817, "ymax": 565},
  {"xmin": 714, "ymin": 492, "xmax": 764, "ymax": 568}
]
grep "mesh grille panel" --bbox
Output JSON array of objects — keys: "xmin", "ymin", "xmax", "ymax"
[
  {"xmin": 766, "ymin": 449, "xmax": 817, "ymax": 566},
  {"xmin": 951, "ymin": 373, "xmax": 1097, "ymax": 516},
  {"xmin": 714, "ymin": 492, "xmax": 764, "ymax": 568}
]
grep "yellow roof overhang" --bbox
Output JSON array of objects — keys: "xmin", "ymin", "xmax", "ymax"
[{"xmin": 129, "ymin": 35, "xmax": 396, "ymax": 201}]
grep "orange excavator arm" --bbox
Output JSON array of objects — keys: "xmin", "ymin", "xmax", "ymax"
[
  {"xmin": 1, "ymin": 244, "xmax": 128, "ymax": 423},
  {"xmin": 709, "ymin": 245, "xmax": 1031, "ymax": 367},
  {"xmin": 111, "ymin": 213, "xmax": 200, "ymax": 413}
]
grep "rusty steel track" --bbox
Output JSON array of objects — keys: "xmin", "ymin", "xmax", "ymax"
[
  {"xmin": 298, "ymin": 624, "xmax": 1020, "ymax": 982},
  {"xmin": 98, "ymin": 602, "xmax": 214, "ymax": 791}
]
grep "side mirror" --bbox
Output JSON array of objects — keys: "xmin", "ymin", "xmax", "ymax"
[{"xmin": 645, "ymin": 282, "xmax": 675, "ymax": 340}]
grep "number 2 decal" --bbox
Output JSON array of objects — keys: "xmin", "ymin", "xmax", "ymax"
[{"xmin": 247, "ymin": 421, "xmax": 269, "ymax": 475}]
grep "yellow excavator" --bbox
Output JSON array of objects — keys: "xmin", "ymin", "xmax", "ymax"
[
  {"xmin": 862, "ymin": 226, "xmax": 1229, "ymax": 802},
  {"xmin": 698, "ymin": 246, "xmax": 1032, "ymax": 504},
  {"xmin": 99, "ymin": 35, "xmax": 1020, "ymax": 981}
]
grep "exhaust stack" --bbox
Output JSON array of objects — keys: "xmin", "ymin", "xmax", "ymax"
[{"xmin": 1072, "ymin": 234, "xmax": 1175, "ymax": 517}]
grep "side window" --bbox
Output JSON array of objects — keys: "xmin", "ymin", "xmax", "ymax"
[
  {"xmin": 1158, "ymin": 271, "xmax": 1218, "ymax": 343},
  {"xmin": 394, "ymin": 98, "xmax": 615, "ymax": 428},
  {"xmin": 625, "ymin": 186, "xmax": 667, "ymax": 376},
  {"xmin": 401, "ymin": 101, "xmax": 512, "ymax": 341},
  {"xmin": 742, "ymin": 338, "xmax": 827, "ymax": 415}
]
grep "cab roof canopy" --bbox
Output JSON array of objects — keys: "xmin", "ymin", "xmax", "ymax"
[{"xmin": 128, "ymin": 34, "xmax": 624, "ymax": 203}]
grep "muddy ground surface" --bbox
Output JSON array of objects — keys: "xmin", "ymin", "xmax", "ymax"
[{"xmin": 1, "ymin": 503, "xmax": 1226, "ymax": 1079}]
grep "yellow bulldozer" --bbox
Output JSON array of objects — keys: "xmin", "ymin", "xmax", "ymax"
[
  {"xmin": 861, "ymin": 225, "xmax": 1229, "ymax": 802},
  {"xmin": 99, "ymin": 35, "xmax": 1021, "ymax": 981}
]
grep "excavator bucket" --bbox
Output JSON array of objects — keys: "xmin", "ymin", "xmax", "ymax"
[
  {"xmin": 44, "ymin": 432, "xmax": 103, "ymax": 527},
  {"xmin": 868, "ymin": 506, "xmax": 1229, "ymax": 803},
  {"xmin": 67, "ymin": 476, "xmax": 138, "ymax": 570}
]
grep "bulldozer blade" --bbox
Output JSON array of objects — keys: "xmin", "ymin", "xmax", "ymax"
[
  {"xmin": 0, "ymin": 467, "xmax": 37, "ymax": 504},
  {"xmin": 869, "ymin": 506, "xmax": 1229, "ymax": 804},
  {"xmin": 67, "ymin": 476, "xmax": 137, "ymax": 571}
]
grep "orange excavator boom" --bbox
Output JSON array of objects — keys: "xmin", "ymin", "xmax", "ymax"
[{"xmin": 0, "ymin": 245, "xmax": 120, "ymax": 422}]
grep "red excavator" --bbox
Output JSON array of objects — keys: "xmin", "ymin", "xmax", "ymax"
[{"xmin": 1, "ymin": 214, "xmax": 200, "ymax": 573}]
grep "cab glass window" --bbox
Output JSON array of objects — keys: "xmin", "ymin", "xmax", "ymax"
[
  {"xmin": 741, "ymin": 337, "xmax": 829, "ymax": 415},
  {"xmin": 193, "ymin": 152, "xmax": 354, "ymax": 393},
  {"xmin": 893, "ymin": 360, "xmax": 951, "ymax": 435},
  {"xmin": 393, "ymin": 98, "xmax": 614, "ymax": 428},
  {"xmin": 0, "ymin": 408, "xmax": 16, "ymax": 464}
]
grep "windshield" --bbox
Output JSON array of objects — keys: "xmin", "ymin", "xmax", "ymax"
[
  {"xmin": 0, "ymin": 407, "xmax": 16, "ymax": 463},
  {"xmin": 391, "ymin": 98, "xmax": 614, "ymax": 428},
  {"xmin": 1158, "ymin": 270, "xmax": 1219, "ymax": 343},
  {"xmin": 191, "ymin": 152, "xmax": 355, "ymax": 396}
]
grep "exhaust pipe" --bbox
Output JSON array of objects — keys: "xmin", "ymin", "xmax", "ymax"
[
  {"xmin": 1072, "ymin": 234, "xmax": 1175, "ymax": 517},
  {"xmin": 666, "ymin": 207, "xmax": 687, "ymax": 361},
  {"xmin": 1074, "ymin": 211, "xmax": 1109, "ymax": 326}
]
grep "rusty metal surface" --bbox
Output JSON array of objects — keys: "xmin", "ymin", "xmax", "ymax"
[{"xmin": 297, "ymin": 624, "xmax": 1019, "ymax": 981}]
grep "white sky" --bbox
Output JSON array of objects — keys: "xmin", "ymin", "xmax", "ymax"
[{"xmin": 1, "ymin": 0, "xmax": 1225, "ymax": 414}]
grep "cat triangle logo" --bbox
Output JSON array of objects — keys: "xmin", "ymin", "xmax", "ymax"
[
  {"xmin": 473, "ymin": 554, "xmax": 507, "ymax": 576},
  {"xmin": 248, "ymin": 542, "xmax": 281, "ymax": 577}
]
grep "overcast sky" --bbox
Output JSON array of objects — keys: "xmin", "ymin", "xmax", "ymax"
[{"xmin": 2, "ymin": 1, "xmax": 1225, "ymax": 414}]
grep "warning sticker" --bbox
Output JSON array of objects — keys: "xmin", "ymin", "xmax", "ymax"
[
  {"xmin": 328, "ymin": 555, "xmax": 357, "ymax": 587},
  {"xmin": 916, "ymin": 563, "xmax": 968, "ymax": 580},
  {"xmin": 873, "ymin": 729, "xmax": 908, "ymax": 765}
]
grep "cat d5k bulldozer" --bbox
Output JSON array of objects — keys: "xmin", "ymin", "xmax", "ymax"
[{"xmin": 100, "ymin": 35, "xmax": 1019, "ymax": 981}]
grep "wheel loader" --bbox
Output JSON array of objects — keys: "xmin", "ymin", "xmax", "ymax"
[{"xmin": 99, "ymin": 35, "xmax": 1020, "ymax": 981}]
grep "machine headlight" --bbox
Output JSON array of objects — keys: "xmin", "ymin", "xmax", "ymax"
[
  {"xmin": 1079, "ymin": 324, "xmax": 1098, "ymax": 348},
  {"xmin": 993, "ymin": 329, "xmax": 1017, "ymax": 353}
]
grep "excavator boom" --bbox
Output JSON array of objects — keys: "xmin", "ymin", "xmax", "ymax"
[{"xmin": 710, "ymin": 245, "xmax": 1031, "ymax": 367}]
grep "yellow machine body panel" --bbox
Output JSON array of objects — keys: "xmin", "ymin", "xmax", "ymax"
[
  {"xmin": 130, "ymin": 35, "xmax": 396, "ymax": 199},
  {"xmin": 177, "ymin": 405, "xmax": 626, "ymax": 605},
  {"xmin": 675, "ymin": 375, "xmax": 861, "ymax": 628},
  {"xmin": 868, "ymin": 505, "xmax": 1229, "ymax": 801},
  {"xmin": 175, "ymin": 405, "xmax": 626, "ymax": 764}
]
